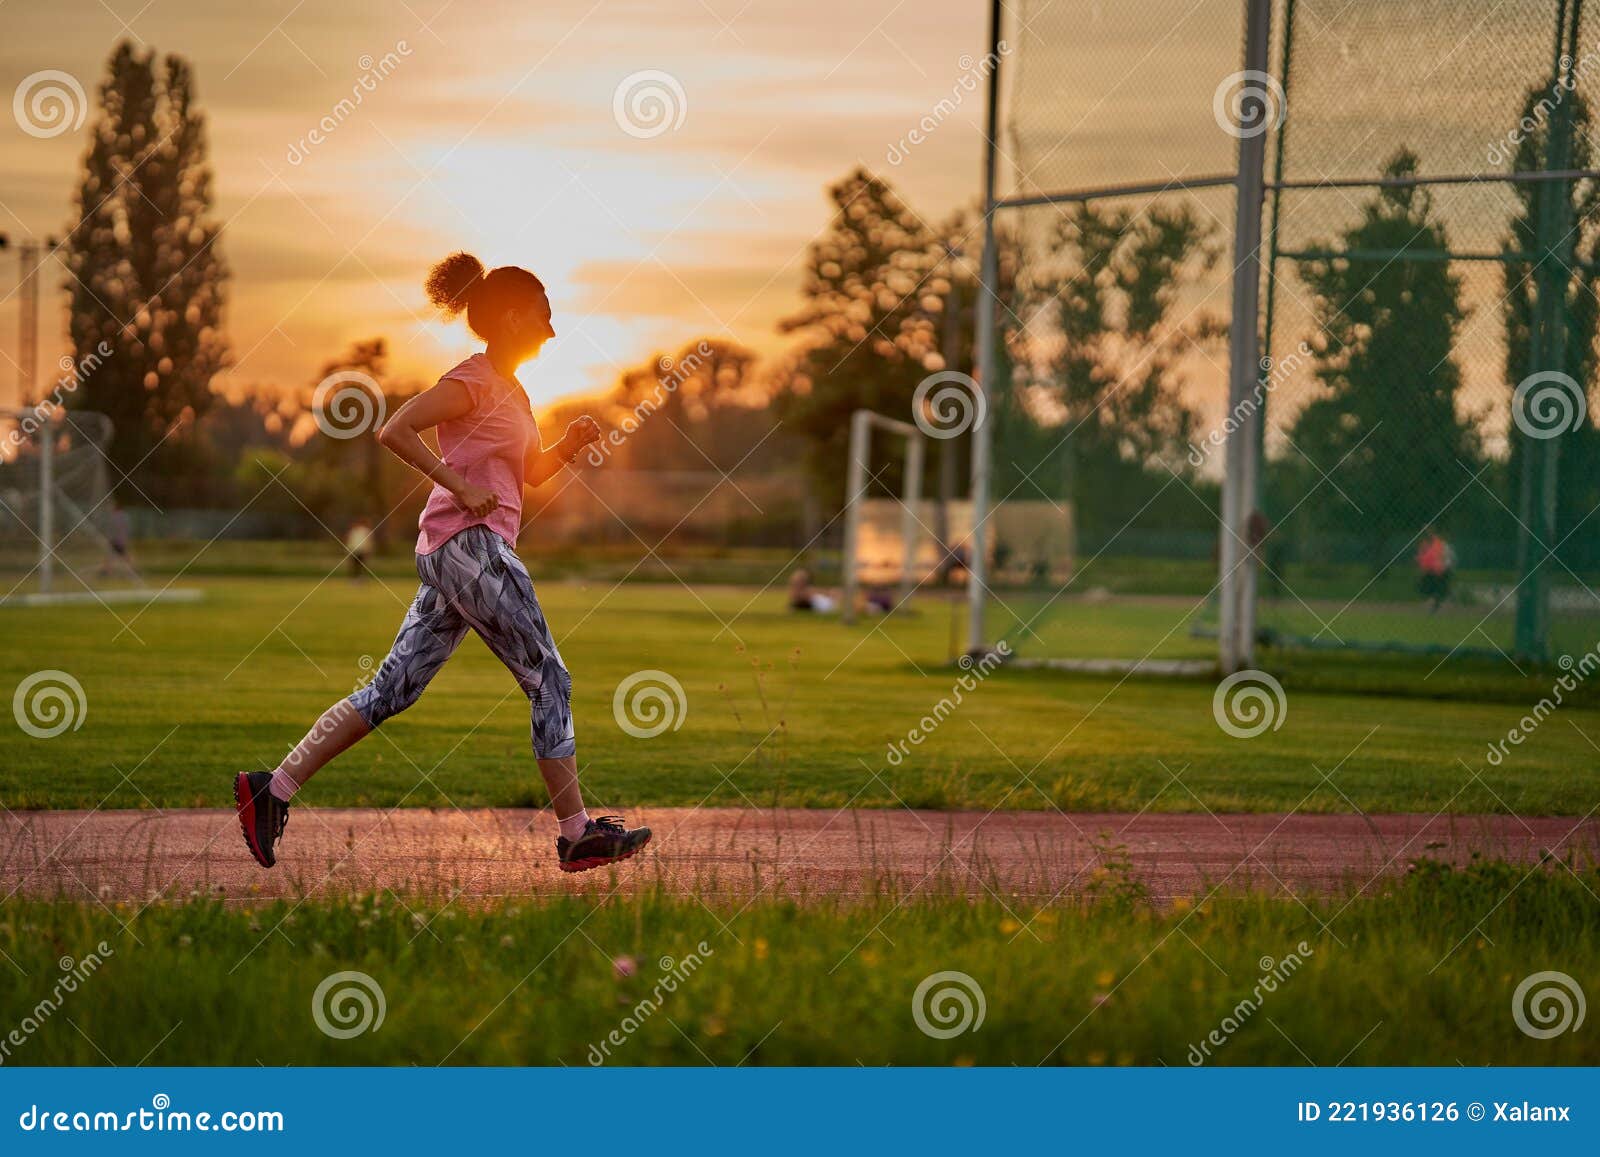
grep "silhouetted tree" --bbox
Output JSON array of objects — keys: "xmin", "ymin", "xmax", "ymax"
[{"xmin": 63, "ymin": 41, "xmax": 228, "ymax": 499}]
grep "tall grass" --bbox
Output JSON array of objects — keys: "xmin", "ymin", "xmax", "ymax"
[{"xmin": 1, "ymin": 861, "xmax": 1595, "ymax": 1066}]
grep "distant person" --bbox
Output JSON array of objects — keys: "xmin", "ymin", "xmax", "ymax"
[
  {"xmin": 232, "ymin": 251, "xmax": 650, "ymax": 876},
  {"xmin": 345, "ymin": 518, "xmax": 374, "ymax": 581},
  {"xmin": 99, "ymin": 498, "xmax": 140, "ymax": 582},
  {"xmin": 788, "ymin": 566, "xmax": 835, "ymax": 613},
  {"xmin": 1416, "ymin": 526, "xmax": 1453, "ymax": 612}
]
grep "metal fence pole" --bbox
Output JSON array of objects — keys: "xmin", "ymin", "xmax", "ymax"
[
  {"xmin": 965, "ymin": 0, "xmax": 1003, "ymax": 659},
  {"xmin": 1218, "ymin": 0, "xmax": 1274, "ymax": 674},
  {"xmin": 841, "ymin": 408, "xmax": 871, "ymax": 625},
  {"xmin": 899, "ymin": 434, "xmax": 925, "ymax": 608}
]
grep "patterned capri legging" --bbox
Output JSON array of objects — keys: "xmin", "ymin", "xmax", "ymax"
[{"xmin": 348, "ymin": 525, "xmax": 576, "ymax": 758}]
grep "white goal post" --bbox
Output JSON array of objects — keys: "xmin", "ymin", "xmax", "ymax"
[
  {"xmin": 840, "ymin": 409, "xmax": 926, "ymax": 624},
  {"xmin": 0, "ymin": 409, "xmax": 201, "ymax": 607}
]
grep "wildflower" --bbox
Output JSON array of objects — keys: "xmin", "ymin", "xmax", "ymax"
[
  {"xmin": 754, "ymin": 938, "xmax": 768, "ymax": 961},
  {"xmin": 999, "ymin": 918, "xmax": 1020, "ymax": 935},
  {"xmin": 1095, "ymin": 969, "xmax": 1115, "ymax": 988},
  {"xmin": 613, "ymin": 955, "xmax": 637, "ymax": 979}
]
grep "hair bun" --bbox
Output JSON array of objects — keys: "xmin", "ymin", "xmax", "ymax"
[{"xmin": 425, "ymin": 251, "xmax": 485, "ymax": 316}]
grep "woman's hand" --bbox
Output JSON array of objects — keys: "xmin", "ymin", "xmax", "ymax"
[
  {"xmin": 561, "ymin": 415, "xmax": 601, "ymax": 459},
  {"xmin": 453, "ymin": 483, "xmax": 500, "ymax": 519}
]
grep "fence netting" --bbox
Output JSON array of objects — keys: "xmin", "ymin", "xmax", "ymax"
[{"xmin": 982, "ymin": 0, "xmax": 1600, "ymax": 673}]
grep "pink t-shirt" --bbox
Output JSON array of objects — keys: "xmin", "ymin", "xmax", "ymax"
[{"xmin": 415, "ymin": 354, "xmax": 539, "ymax": 555}]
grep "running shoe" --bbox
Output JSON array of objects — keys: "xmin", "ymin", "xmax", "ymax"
[
  {"xmin": 234, "ymin": 771, "xmax": 290, "ymax": 868},
  {"xmin": 556, "ymin": 815, "xmax": 652, "ymax": 873}
]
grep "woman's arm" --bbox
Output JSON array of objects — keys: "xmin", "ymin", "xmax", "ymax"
[
  {"xmin": 377, "ymin": 381, "xmax": 500, "ymax": 517},
  {"xmin": 525, "ymin": 415, "xmax": 601, "ymax": 488}
]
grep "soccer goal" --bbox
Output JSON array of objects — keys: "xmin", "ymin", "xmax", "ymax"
[
  {"xmin": 0, "ymin": 409, "xmax": 200, "ymax": 607},
  {"xmin": 839, "ymin": 409, "xmax": 927, "ymax": 623}
]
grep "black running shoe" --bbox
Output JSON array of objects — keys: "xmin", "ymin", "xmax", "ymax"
[
  {"xmin": 234, "ymin": 771, "xmax": 289, "ymax": 868},
  {"xmin": 556, "ymin": 815, "xmax": 652, "ymax": 873}
]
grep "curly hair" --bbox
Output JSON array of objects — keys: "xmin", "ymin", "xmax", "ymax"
[{"xmin": 425, "ymin": 251, "xmax": 547, "ymax": 341}]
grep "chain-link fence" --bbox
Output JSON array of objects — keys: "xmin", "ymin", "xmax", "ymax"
[{"xmin": 968, "ymin": 0, "xmax": 1600, "ymax": 678}]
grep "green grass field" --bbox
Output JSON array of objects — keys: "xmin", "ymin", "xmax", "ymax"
[
  {"xmin": 2, "ymin": 566, "xmax": 1597, "ymax": 814},
  {"xmin": 3, "ymin": 860, "xmax": 1595, "ymax": 1065}
]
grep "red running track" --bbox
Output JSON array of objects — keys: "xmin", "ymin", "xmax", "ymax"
[{"xmin": 2, "ymin": 807, "xmax": 1594, "ymax": 905}]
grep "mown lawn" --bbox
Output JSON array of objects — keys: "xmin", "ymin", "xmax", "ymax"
[
  {"xmin": 0, "ymin": 574, "xmax": 1596, "ymax": 813},
  {"xmin": 1, "ymin": 861, "xmax": 1595, "ymax": 1066}
]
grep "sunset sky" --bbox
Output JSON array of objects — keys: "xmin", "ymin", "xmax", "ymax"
[
  {"xmin": 0, "ymin": 0, "xmax": 1031, "ymax": 410},
  {"xmin": 0, "ymin": 0, "xmax": 1546, "ymax": 437}
]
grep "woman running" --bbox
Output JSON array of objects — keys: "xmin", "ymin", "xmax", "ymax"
[{"xmin": 233, "ymin": 252, "xmax": 651, "ymax": 874}]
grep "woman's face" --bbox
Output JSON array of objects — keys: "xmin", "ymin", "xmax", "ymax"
[{"xmin": 501, "ymin": 295, "xmax": 555, "ymax": 361}]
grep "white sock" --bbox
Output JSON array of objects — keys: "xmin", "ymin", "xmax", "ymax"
[
  {"xmin": 268, "ymin": 768, "xmax": 298, "ymax": 803},
  {"xmin": 558, "ymin": 810, "xmax": 590, "ymax": 842}
]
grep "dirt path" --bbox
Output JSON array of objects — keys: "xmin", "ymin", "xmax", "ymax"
[{"xmin": 3, "ymin": 808, "xmax": 1594, "ymax": 906}]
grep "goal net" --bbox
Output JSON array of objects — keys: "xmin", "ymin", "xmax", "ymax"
[{"xmin": 0, "ymin": 409, "xmax": 148, "ymax": 604}]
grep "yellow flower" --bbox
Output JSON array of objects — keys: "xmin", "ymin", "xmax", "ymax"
[
  {"xmin": 953, "ymin": 1056, "xmax": 975, "ymax": 1067},
  {"xmin": 754, "ymin": 938, "xmax": 769, "ymax": 961},
  {"xmin": 1087, "ymin": 1050, "xmax": 1107, "ymax": 1066},
  {"xmin": 860, "ymin": 948, "xmax": 881, "ymax": 968},
  {"xmin": 999, "ymin": 918, "xmax": 1021, "ymax": 935},
  {"xmin": 1169, "ymin": 898, "xmax": 1193, "ymax": 915},
  {"xmin": 1095, "ymin": 969, "xmax": 1115, "ymax": 988}
]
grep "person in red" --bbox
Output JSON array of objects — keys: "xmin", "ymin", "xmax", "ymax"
[{"xmin": 1415, "ymin": 526, "xmax": 1452, "ymax": 612}]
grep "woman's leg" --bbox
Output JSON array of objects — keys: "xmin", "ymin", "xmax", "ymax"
[
  {"xmin": 268, "ymin": 582, "xmax": 468, "ymax": 801},
  {"xmin": 425, "ymin": 531, "xmax": 586, "ymax": 834}
]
